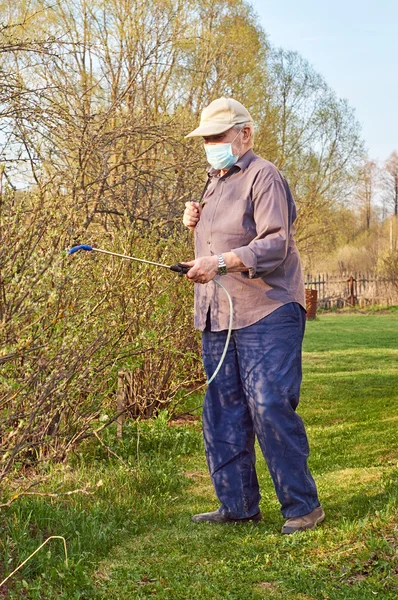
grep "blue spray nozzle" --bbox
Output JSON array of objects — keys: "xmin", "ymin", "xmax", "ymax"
[{"xmin": 68, "ymin": 244, "xmax": 93, "ymax": 255}]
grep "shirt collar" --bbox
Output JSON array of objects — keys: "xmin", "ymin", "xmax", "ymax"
[{"xmin": 235, "ymin": 148, "xmax": 255, "ymax": 171}]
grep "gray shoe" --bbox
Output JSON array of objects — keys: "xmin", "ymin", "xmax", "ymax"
[
  {"xmin": 192, "ymin": 508, "xmax": 263, "ymax": 524},
  {"xmin": 282, "ymin": 506, "xmax": 325, "ymax": 534}
]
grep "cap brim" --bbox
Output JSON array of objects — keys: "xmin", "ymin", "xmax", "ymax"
[{"xmin": 184, "ymin": 122, "xmax": 235, "ymax": 138}]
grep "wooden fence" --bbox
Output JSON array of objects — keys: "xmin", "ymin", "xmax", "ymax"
[{"xmin": 304, "ymin": 272, "xmax": 398, "ymax": 308}]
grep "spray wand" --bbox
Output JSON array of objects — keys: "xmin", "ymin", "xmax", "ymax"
[{"xmin": 68, "ymin": 244, "xmax": 191, "ymax": 276}]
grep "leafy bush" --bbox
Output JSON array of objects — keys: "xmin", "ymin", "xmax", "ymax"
[{"xmin": 0, "ymin": 187, "xmax": 203, "ymax": 488}]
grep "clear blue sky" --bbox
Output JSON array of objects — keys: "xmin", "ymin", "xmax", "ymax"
[{"xmin": 250, "ymin": 0, "xmax": 398, "ymax": 163}]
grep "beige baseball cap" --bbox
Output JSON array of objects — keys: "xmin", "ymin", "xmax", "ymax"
[{"xmin": 185, "ymin": 97, "xmax": 253, "ymax": 138}]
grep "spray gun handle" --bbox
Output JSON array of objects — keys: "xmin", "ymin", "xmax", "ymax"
[{"xmin": 169, "ymin": 263, "xmax": 191, "ymax": 276}]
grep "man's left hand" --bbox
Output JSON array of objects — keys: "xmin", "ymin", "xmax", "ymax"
[{"xmin": 183, "ymin": 256, "xmax": 219, "ymax": 284}]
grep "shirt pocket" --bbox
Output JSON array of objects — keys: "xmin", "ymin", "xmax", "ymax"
[{"xmin": 216, "ymin": 197, "xmax": 255, "ymax": 240}]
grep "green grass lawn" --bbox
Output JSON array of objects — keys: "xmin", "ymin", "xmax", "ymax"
[{"xmin": 1, "ymin": 312, "xmax": 397, "ymax": 599}]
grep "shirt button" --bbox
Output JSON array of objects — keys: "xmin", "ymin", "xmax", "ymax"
[{"xmin": 207, "ymin": 241, "xmax": 211, "ymax": 245}]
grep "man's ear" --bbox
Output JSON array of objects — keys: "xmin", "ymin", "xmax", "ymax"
[{"xmin": 242, "ymin": 126, "xmax": 251, "ymax": 143}]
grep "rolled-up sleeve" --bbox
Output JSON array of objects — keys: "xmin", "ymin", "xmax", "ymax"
[{"xmin": 231, "ymin": 175, "xmax": 290, "ymax": 278}]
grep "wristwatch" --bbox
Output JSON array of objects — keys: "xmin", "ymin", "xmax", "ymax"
[{"xmin": 217, "ymin": 254, "xmax": 227, "ymax": 275}]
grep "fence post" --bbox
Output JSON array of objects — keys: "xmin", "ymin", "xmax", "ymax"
[
  {"xmin": 347, "ymin": 276, "xmax": 357, "ymax": 307},
  {"xmin": 305, "ymin": 289, "xmax": 318, "ymax": 319}
]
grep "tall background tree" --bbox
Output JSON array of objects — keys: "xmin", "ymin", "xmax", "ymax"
[{"xmin": 383, "ymin": 151, "xmax": 398, "ymax": 218}]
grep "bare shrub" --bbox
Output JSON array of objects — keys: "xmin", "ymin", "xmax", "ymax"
[{"xmin": 0, "ymin": 186, "xmax": 203, "ymax": 487}]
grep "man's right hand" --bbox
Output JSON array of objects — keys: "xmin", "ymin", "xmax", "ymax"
[{"xmin": 183, "ymin": 201, "xmax": 202, "ymax": 230}]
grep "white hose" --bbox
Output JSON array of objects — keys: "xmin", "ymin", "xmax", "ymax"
[{"xmin": 206, "ymin": 279, "xmax": 233, "ymax": 385}]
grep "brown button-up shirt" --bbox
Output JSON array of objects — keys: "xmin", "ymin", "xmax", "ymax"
[{"xmin": 194, "ymin": 149, "xmax": 306, "ymax": 331}]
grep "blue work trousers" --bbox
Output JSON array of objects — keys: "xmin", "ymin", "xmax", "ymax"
[{"xmin": 201, "ymin": 302, "xmax": 319, "ymax": 519}]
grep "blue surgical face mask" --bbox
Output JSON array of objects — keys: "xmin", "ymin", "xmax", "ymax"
[{"xmin": 204, "ymin": 129, "xmax": 242, "ymax": 170}]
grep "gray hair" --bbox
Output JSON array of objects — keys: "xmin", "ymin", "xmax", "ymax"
[{"xmin": 233, "ymin": 121, "xmax": 255, "ymax": 146}]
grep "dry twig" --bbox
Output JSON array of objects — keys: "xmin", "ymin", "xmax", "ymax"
[{"xmin": 0, "ymin": 536, "xmax": 68, "ymax": 589}]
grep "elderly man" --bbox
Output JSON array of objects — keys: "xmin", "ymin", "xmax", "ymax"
[{"xmin": 182, "ymin": 97, "xmax": 324, "ymax": 534}]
